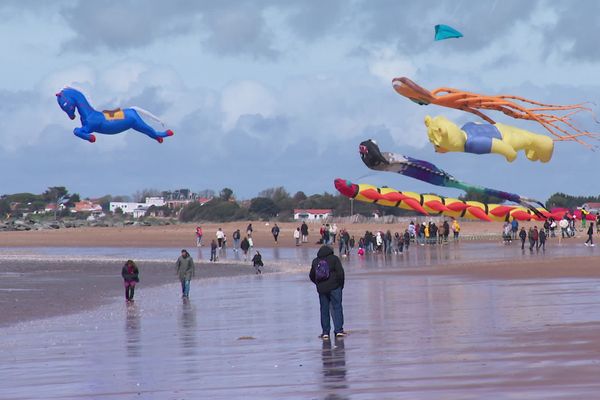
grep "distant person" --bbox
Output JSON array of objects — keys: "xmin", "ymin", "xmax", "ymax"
[
  {"xmin": 511, "ymin": 219, "xmax": 519, "ymax": 240},
  {"xmin": 442, "ymin": 220, "xmax": 450, "ymax": 242},
  {"xmin": 216, "ymin": 228, "xmax": 225, "ymax": 249},
  {"xmin": 294, "ymin": 227, "xmax": 301, "ymax": 246},
  {"xmin": 175, "ymin": 249, "xmax": 195, "ymax": 298},
  {"xmin": 451, "ymin": 219, "xmax": 460, "ymax": 241},
  {"xmin": 519, "ymin": 227, "xmax": 527, "ymax": 250},
  {"xmin": 271, "ymin": 224, "xmax": 280, "ymax": 244},
  {"xmin": 121, "ymin": 259, "xmax": 139, "ymax": 302},
  {"xmin": 240, "ymin": 236, "xmax": 250, "ymax": 261},
  {"xmin": 210, "ymin": 240, "xmax": 218, "ymax": 262},
  {"xmin": 309, "ymin": 245, "xmax": 346, "ymax": 340},
  {"xmin": 301, "ymin": 221, "xmax": 309, "ymax": 243},
  {"xmin": 538, "ymin": 228, "xmax": 547, "ymax": 251},
  {"xmin": 232, "ymin": 229, "xmax": 241, "ymax": 252},
  {"xmin": 252, "ymin": 251, "xmax": 264, "ymax": 274},
  {"xmin": 559, "ymin": 218, "xmax": 569, "ymax": 239},
  {"xmin": 246, "ymin": 223, "xmax": 253, "ymax": 238},
  {"xmin": 585, "ymin": 223, "xmax": 595, "ymax": 246},
  {"xmin": 195, "ymin": 226, "xmax": 203, "ymax": 247}
]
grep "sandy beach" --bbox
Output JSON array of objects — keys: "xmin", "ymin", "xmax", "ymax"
[
  {"xmin": 0, "ymin": 219, "xmax": 570, "ymax": 248},
  {"xmin": 1, "ymin": 225, "xmax": 600, "ymax": 399}
]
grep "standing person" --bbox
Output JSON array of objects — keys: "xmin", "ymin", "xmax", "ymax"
[
  {"xmin": 585, "ymin": 223, "xmax": 595, "ymax": 246},
  {"xmin": 195, "ymin": 226, "xmax": 203, "ymax": 247},
  {"xmin": 294, "ymin": 227, "xmax": 301, "ymax": 246},
  {"xmin": 511, "ymin": 219, "xmax": 519, "ymax": 240},
  {"xmin": 403, "ymin": 229, "xmax": 410, "ymax": 250},
  {"xmin": 240, "ymin": 236, "xmax": 250, "ymax": 261},
  {"xmin": 246, "ymin": 223, "xmax": 253, "ymax": 238},
  {"xmin": 252, "ymin": 251, "xmax": 264, "ymax": 274},
  {"xmin": 451, "ymin": 219, "xmax": 460, "ymax": 241},
  {"xmin": 216, "ymin": 228, "xmax": 225, "ymax": 249},
  {"xmin": 442, "ymin": 220, "xmax": 450, "ymax": 242},
  {"xmin": 175, "ymin": 249, "xmax": 194, "ymax": 298},
  {"xmin": 330, "ymin": 224, "xmax": 338, "ymax": 244},
  {"xmin": 309, "ymin": 245, "xmax": 346, "ymax": 339},
  {"xmin": 271, "ymin": 224, "xmax": 280, "ymax": 244},
  {"xmin": 559, "ymin": 217, "xmax": 569, "ymax": 239},
  {"xmin": 301, "ymin": 221, "xmax": 309, "ymax": 243},
  {"xmin": 210, "ymin": 240, "xmax": 218, "ymax": 262},
  {"xmin": 349, "ymin": 235, "xmax": 355, "ymax": 251},
  {"xmin": 232, "ymin": 229, "xmax": 241, "ymax": 252},
  {"xmin": 539, "ymin": 228, "xmax": 547, "ymax": 251},
  {"xmin": 596, "ymin": 212, "xmax": 600, "ymax": 234},
  {"xmin": 519, "ymin": 227, "xmax": 527, "ymax": 250},
  {"xmin": 121, "ymin": 260, "xmax": 139, "ymax": 302}
]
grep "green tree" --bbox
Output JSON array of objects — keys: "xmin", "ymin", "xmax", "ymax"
[
  {"xmin": 219, "ymin": 188, "xmax": 234, "ymax": 201},
  {"xmin": 249, "ymin": 197, "xmax": 279, "ymax": 219}
]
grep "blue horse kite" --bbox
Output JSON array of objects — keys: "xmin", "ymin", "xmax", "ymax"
[{"xmin": 56, "ymin": 87, "xmax": 174, "ymax": 143}]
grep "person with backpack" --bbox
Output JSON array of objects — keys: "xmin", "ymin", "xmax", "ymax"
[{"xmin": 309, "ymin": 245, "xmax": 346, "ymax": 340}]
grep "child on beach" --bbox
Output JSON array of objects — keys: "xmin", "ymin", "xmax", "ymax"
[
  {"xmin": 121, "ymin": 260, "xmax": 139, "ymax": 302},
  {"xmin": 252, "ymin": 251, "xmax": 264, "ymax": 274}
]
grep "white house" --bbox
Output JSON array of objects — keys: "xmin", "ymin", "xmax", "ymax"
[
  {"xmin": 293, "ymin": 209, "xmax": 333, "ymax": 221},
  {"xmin": 109, "ymin": 197, "xmax": 166, "ymax": 217}
]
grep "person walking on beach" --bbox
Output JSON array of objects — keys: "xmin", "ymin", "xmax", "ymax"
[
  {"xmin": 232, "ymin": 229, "xmax": 241, "ymax": 252},
  {"xmin": 195, "ymin": 226, "xmax": 203, "ymax": 247},
  {"xmin": 519, "ymin": 227, "xmax": 527, "ymax": 250},
  {"xmin": 210, "ymin": 239, "xmax": 218, "ymax": 262},
  {"xmin": 246, "ymin": 223, "xmax": 253, "ymax": 238},
  {"xmin": 538, "ymin": 228, "xmax": 547, "ymax": 251},
  {"xmin": 271, "ymin": 224, "xmax": 280, "ymax": 244},
  {"xmin": 252, "ymin": 251, "xmax": 264, "ymax": 274},
  {"xmin": 301, "ymin": 221, "xmax": 309, "ymax": 243},
  {"xmin": 121, "ymin": 259, "xmax": 139, "ymax": 302},
  {"xmin": 240, "ymin": 236, "xmax": 250, "ymax": 261},
  {"xmin": 309, "ymin": 245, "xmax": 346, "ymax": 339},
  {"xmin": 216, "ymin": 228, "xmax": 225, "ymax": 249},
  {"xmin": 176, "ymin": 249, "xmax": 195, "ymax": 298},
  {"xmin": 511, "ymin": 219, "xmax": 519, "ymax": 240},
  {"xmin": 585, "ymin": 223, "xmax": 595, "ymax": 246}
]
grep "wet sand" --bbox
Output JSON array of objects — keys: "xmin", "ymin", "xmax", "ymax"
[{"xmin": 1, "ymin": 241, "xmax": 600, "ymax": 398}]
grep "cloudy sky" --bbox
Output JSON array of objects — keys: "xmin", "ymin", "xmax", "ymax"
[{"xmin": 0, "ymin": 0, "xmax": 599, "ymax": 201}]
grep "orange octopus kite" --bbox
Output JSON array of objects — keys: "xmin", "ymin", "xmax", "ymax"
[{"xmin": 392, "ymin": 77, "xmax": 598, "ymax": 147}]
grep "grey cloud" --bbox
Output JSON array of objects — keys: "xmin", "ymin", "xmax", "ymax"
[{"xmin": 544, "ymin": 0, "xmax": 600, "ymax": 61}]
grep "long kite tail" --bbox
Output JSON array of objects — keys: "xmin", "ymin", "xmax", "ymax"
[{"xmin": 130, "ymin": 106, "xmax": 166, "ymax": 127}]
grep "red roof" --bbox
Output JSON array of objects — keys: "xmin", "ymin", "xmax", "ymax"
[
  {"xmin": 582, "ymin": 202, "xmax": 600, "ymax": 209},
  {"xmin": 294, "ymin": 209, "xmax": 332, "ymax": 214}
]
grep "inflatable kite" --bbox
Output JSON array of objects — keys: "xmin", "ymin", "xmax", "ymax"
[
  {"xmin": 56, "ymin": 87, "xmax": 174, "ymax": 143},
  {"xmin": 334, "ymin": 178, "xmax": 563, "ymax": 222},
  {"xmin": 359, "ymin": 139, "xmax": 546, "ymax": 216},
  {"xmin": 434, "ymin": 24, "xmax": 463, "ymax": 41},
  {"xmin": 392, "ymin": 77, "xmax": 597, "ymax": 147},
  {"xmin": 424, "ymin": 115, "xmax": 554, "ymax": 162}
]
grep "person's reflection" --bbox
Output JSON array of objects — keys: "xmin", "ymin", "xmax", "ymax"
[
  {"xmin": 196, "ymin": 248, "xmax": 204, "ymax": 262},
  {"xmin": 273, "ymin": 246, "xmax": 280, "ymax": 260},
  {"xmin": 125, "ymin": 303, "xmax": 141, "ymax": 359},
  {"xmin": 179, "ymin": 299, "xmax": 198, "ymax": 374},
  {"xmin": 321, "ymin": 338, "xmax": 348, "ymax": 398}
]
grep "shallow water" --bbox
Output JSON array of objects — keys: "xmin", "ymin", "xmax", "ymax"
[
  {"xmin": 2, "ymin": 255, "xmax": 600, "ymax": 399},
  {"xmin": 0, "ymin": 239, "xmax": 595, "ymax": 268}
]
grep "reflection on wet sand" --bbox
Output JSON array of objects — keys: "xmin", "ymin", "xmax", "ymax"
[
  {"xmin": 125, "ymin": 303, "xmax": 141, "ymax": 359},
  {"xmin": 179, "ymin": 299, "xmax": 198, "ymax": 376},
  {"xmin": 321, "ymin": 338, "xmax": 347, "ymax": 399}
]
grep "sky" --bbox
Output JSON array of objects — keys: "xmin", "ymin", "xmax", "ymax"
[{"xmin": 0, "ymin": 0, "xmax": 599, "ymax": 201}]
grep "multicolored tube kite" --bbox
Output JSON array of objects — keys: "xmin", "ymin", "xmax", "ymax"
[
  {"xmin": 358, "ymin": 139, "xmax": 547, "ymax": 216},
  {"xmin": 334, "ymin": 178, "xmax": 564, "ymax": 222}
]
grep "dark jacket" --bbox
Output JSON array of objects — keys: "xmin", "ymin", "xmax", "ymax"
[
  {"xmin": 252, "ymin": 254, "xmax": 263, "ymax": 266},
  {"xmin": 240, "ymin": 238, "xmax": 250, "ymax": 251},
  {"xmin": 121, "ymin": 265, "xmax": 139, "ymax": 282},
  {"xmin": 309, "ymin": 245, "xmax": 345, "ymax": 294}
]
